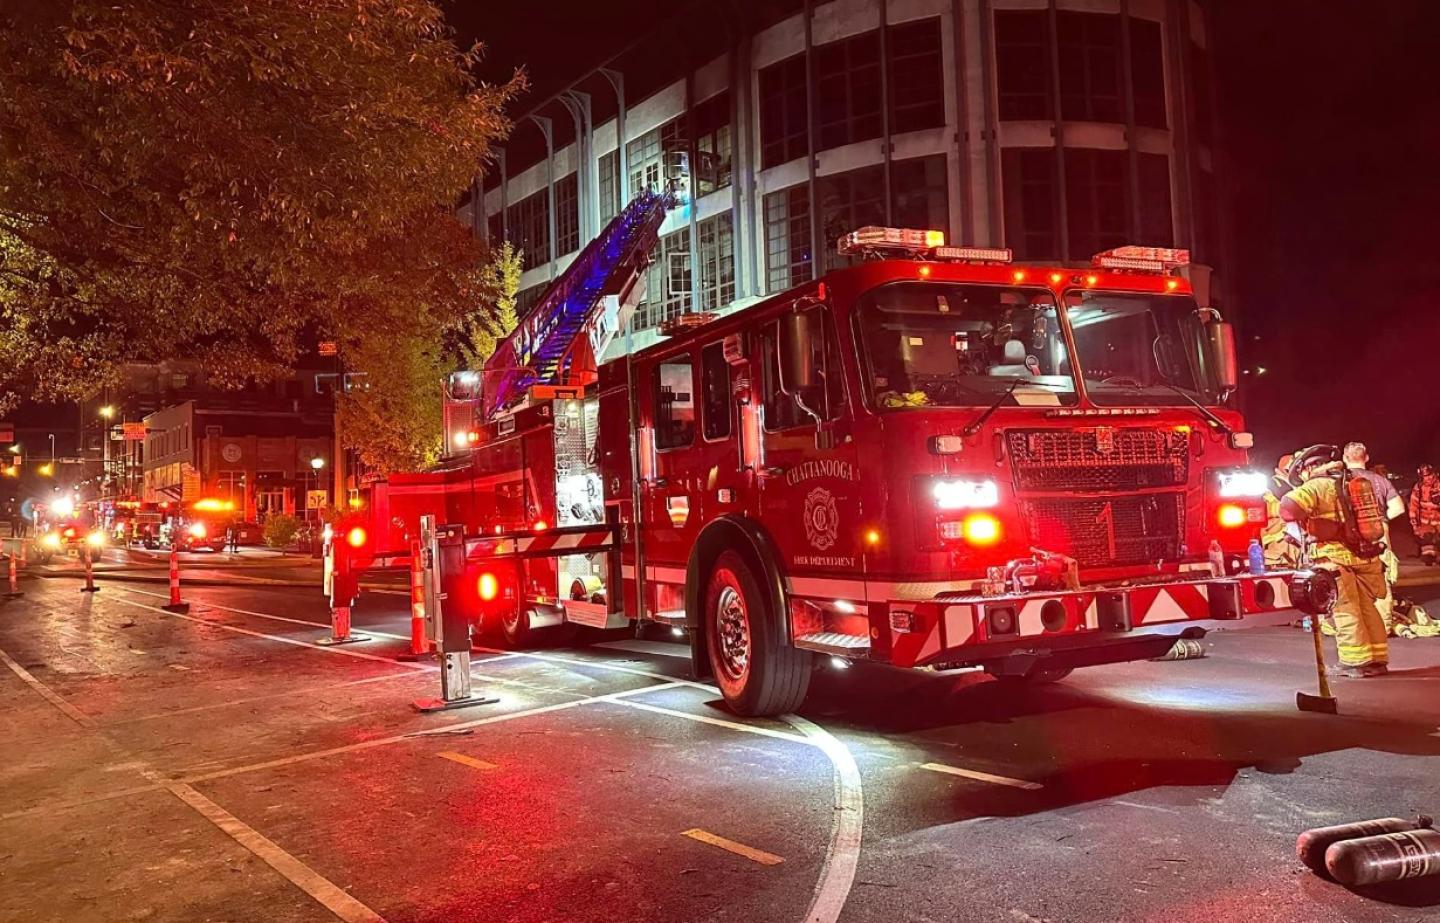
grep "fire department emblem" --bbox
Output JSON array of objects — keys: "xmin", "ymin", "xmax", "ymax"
[
  {"xmin": 804, "ymin": 487, "xmax": 839, "ymax": 551},
  {"xmin": 1094, "ymin": 426, "xmax": 1116, "ymax": 456}
]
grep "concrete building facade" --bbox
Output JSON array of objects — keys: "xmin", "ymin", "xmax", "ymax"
[{"xmin": 462, "ymin": 0, "xmax": 1224, "ymax": 355}]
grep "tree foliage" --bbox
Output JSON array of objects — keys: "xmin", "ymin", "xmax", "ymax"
[{"xmin": 0, "ymin": 0, "xmax": 523, "ymax": 414}]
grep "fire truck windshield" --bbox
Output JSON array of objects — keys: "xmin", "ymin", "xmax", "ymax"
[
  {"xmin": 856, "ymin": 282, "xmax": 1077, "ymax": 409},
  {"xmin": 1065, "ymin": 291, "xmax": 1219, "ymax": 405}
]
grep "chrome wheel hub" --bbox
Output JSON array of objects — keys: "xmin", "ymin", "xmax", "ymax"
[{"xmin": 715, "ymin": 584, "xmax": 750, "ymax": 679}]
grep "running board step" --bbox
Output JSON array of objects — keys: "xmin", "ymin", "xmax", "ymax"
[
  {"xmin": 652, "ymin": 609, "xmax": 687, "ymax": 627},
  {"xmin": 794, "ymin": 632, "xmax": 871, "ymax": 656}
]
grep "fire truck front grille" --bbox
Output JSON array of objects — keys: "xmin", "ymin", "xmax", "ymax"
[
  {"xmin": 1018, "ymin": 494, "xmax": 1184, "ymax": 568},
  {"xmin": 1007, "ymin": 428, "xmax": 1189, "ymax": 492}
]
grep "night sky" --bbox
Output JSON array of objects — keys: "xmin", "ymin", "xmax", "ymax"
[{"xmin": 449, "ymin": 0, "xmax": 1440, "ymax": 475}]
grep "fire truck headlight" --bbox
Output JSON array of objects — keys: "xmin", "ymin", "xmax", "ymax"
[
  {"xmin": 42, "ymin": 532, "xmax": 62, "ymax": 549},
  {"xmin": 1216, "ymin": 504, "xmax": 1247, "ymax": 529},
  {"xmin": 188, "ymin": 522, "xmax": 207, "ymax": 539},
  {"xmin": 1217, "ymin": 469, "xmax": 1268, "ymax": 498},
  {"xmin": 931, "ymin": 478, "xmax": 1000, "ymax": 511},
  {"xmin": 85, "ymin": 530, "xmax": 106, "ymax": 547}
]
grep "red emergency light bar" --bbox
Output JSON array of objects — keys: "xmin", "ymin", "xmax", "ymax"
[
  {"xmin": 1091, "ymin": 245, "xmax": 1191, "ymax": 273},
  {"xmin": 839, "ymin": 227, "xmax": 1012, "ymax": 264}
]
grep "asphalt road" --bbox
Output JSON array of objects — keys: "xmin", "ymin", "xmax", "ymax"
[{"xmin": 1, "ymin": 570, "xmax": 1438, "ymax": 923}]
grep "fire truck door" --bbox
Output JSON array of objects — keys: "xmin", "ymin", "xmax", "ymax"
[
  {"xmin": 644, "ymin": 354, "xmax": 704, "ymax": 579},
  {"xmin": 757, "ymin": 315, "xmax": 861, "ymax": 575}
]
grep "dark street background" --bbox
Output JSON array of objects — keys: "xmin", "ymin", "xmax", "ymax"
[{"xmin": 450, "ymin": 0, "xmax": 1440, "ymax": 473}]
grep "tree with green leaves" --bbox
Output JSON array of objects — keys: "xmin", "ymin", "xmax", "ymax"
[{"xmin": 0, "ymin": 0, "xmax": 522, "ymax": 416}]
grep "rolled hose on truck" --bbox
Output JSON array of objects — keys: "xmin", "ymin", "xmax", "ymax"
[{"xmin": 1296, "ymin": 815, "xmax": 1438, "ymax": 885}]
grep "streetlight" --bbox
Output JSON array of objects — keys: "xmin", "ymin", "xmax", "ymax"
[
  {"xmin": 310, "ymin": 457, "xmax": 325, "ymax": 471},
  {"xmin": 99, "ymin": 405, "xmax": 115, "ymax": 419}
]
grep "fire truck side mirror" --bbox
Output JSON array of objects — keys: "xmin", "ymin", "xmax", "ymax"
[
  {"xmin": 779, "ymin": 311, "xmax": 819, "ymax": 394},
  {"xmin": 1205, "ymin": 319, "xmax": 1239, "ymax": 393}
]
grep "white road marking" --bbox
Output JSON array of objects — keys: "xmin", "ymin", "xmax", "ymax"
[
  {"xmin": 0, "ymin": 644, "xmax": 388, "ymax": 923},
  {"xmin": 783, "ymin": 715, "xmax": 864, "ymax": 923},
  {"xmin": 919, "ymin": 762, "xmax": 1043, "ymax": 791},
  {"xmin": 115, "ymin": 586, "xmax": 411, "ymax": 641},
  {"xmin": 180, "ymin": 681, "xmax": 689, "ymax": 785},
  {"xmin": 618, "ymin": 700, "xmax": 810, "ymax": 744},
  {"xmin": 472, "ymin": 644, "xmax": 717, "ymax": 692}
]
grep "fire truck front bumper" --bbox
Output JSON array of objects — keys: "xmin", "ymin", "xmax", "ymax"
[{"xmin": 883, "ymin": 572, "xmax": 1298, "ymax": 671}]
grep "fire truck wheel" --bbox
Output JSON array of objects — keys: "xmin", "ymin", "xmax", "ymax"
[
  {"xmin": 704, "ymin": 551, "xmax": 812, "ymax": 716},
  {"xmin": 501, "ymin": 607, "xmax": 534, "ymax": 648}
]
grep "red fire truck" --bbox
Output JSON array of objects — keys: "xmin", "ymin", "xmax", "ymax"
[{"xmin": 358, "ymin": 175, "xmax": 1292, "ymax": 716}]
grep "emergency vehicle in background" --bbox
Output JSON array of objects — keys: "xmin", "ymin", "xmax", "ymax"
[{"xmin": 352, "ymin": 159, "xmax": 1295, "ymax": 717}]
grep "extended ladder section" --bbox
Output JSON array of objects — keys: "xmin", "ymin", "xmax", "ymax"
[{"xmin": 481, "ymin": 183, "xmax": 683, "ymax": 420}]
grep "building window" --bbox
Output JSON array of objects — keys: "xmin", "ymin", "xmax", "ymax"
[
  {"xmin": 515, "ymin": 282, "xmax": 547, "ymax": 319},
  {"xmin": 697, "ymin": 212, "xmax": 735, "ymax": 310},
  {"xmin": 627, "ymin": 118, "xmax": 685, "ymax": 196},
  {"xmin": 636, "ymin": 227, "xmax": 692, "ymax": 330},
  {"xmin": 888, "ymin": 17, "xmax": 946, "ymax": 134},
  {"xmin": 555, "ymin": 172, "xmax": 579, "ymax": 257},
  {"xmin": 700, "ymin": 341, "xmax": 732, "ymax": 441},
  {"xmin": 996, "ymin": 11, "xmax": 1053, "ymax": 121},
  {"xmin": 506, "ymin": 188, "xmax": 551, "ymax": 271},
  {"xmin": 764, "ymin": 185, "xmax": 812, "ymax": 293},
  {"xmin": 1065, "ymin": 148, "xmax": 1129, "ymax": 260},
  {"xmin": 654, "ymin": 357, "xmax": 696, "ymax": 449},
  {"xmin": 1190, "ymin": 42, "xmax": 1213, "ymax": 145},
  {"xmin": 817, "ymin": 165, "xmax": 886, "ymax": 274},
  {"xmin": 759, "ymin": 53, "xmax": 809, "ymax": 169},
  {"xmin": 1057, "ymin": 12, "xmax": 1123, "ymax": 124},
  {"xmin": 890, "ymin": 155, "xmax": 950, "ymax": 234},
  {"xmin": 599, "ymin": 150, "xmax": 620, "ymax": 224},
  {"xmin": 1130, "ymin": 18, "xmax": 1166, "ymax": 129},
  {"xmin": 1137, "ymin": 153, "xmax": 1174, "ymax": 247},
  {"xmin": 760, "ymin": 311, "xmax": 843, "ymax": 431},
  {"xmin": 1001, "ymin": 147, "xmax": 1059, "ymax": 260},
  {"xmin": 487, "ymin": 211, "xmax": 503, "ymax": 245},
  {"xmin": 694, "ymin": 92, "xmax": 733, "ymax": 197},
  {"xmin": 815, "ymin": 30, "xmax": 883, "ymax": 150}
]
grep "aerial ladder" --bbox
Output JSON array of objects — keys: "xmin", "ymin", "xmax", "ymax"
[{"xmin": 478, "ymin": 156, "xmax": 689, "ymax": 421}]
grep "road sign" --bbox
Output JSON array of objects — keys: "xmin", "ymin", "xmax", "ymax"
[
  {"xmin": 122, "ymin": 422, "xmax": 147, "ymax": 441},
  {"xmin": 318, "ymin": 341, "xmax": 338, "ymax": 357}
]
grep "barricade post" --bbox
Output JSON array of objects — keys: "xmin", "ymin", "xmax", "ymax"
[
  {"xmin": 414, "ymin": 516, "xmax": 497, "ymax": 713},
  {"xmin": 317, "ymin": 520, "xmax": 369, "ymax": 645},
  {"xmin": 5, "ymin": 540, "xmax": 21, "ymax": 599},
  {"xmin": 162, "ymin": 546, "xmax": 190, "ymax": 613},
  {"xmin": 80, "ymin": 543, "xmax": 99, "ymax": 593}
]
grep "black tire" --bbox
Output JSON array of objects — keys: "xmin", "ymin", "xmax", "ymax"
[
  {"xmin": 704, "ymin": 550, "xmax": 811, "ymax": 716},
  {"xmin": 500, "ymin": 606, "xmax": 534, "ymax": 648},
  {"xmin": 995, "ymin": 666, "xmax": 1073, "ymax": 686}
]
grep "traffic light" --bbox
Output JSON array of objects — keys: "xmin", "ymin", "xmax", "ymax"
[{"xmin": 37, "ymin": 462, "xmax": 53, "ymax": 477}]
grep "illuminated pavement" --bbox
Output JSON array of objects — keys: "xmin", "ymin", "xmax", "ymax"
[{"xmin": 1, "ymin": 574, "xmax": 1438, "ymax": 923}]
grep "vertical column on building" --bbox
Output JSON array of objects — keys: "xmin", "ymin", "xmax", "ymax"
[
  {"xmin": 685, "ymin": 71, "xmax": 702, "ymax": 313},
  {"xmin": 529, "ymin": 115, "xmax": 557, "ymax": 281},
  {"xmin": 601, "ymin": 69, "xmax": 629, "ymax": 209},
  {"xmin": 736, "ymin": 36, "xmax": 761, "ymax": 298},
  {"xmin": 880, "ymin": 0, "xmax": 894, "ymax": 225},
  {"xmin": 976, "ymin": 0, "xmax": 1003, "ymax": 248},
  {"xmin": 1165, "ymin": 0, "xmax": 1195, "ymax": 252},
  {"xmin": 949, "ymin": 0, "xmax": 977, "ymax": 244},
  {"xmin": 498, "ymin": 149, "xmax": 509, "ymax": 243},
  {"xmin": 729, "ymin": 45, "xmax": 749, "ymax": 300},
  {"xmin": 1046, "ymin": 0, "xmax": 1069, "ymax": 263},
  {"xmin": 1120, "ymin": 0, "xmax": 1143, "ymax": 242},
  {"xmin": 559, "ymin": 95, "xmax": 586, "ymax": 249},
  {"xmin": 803, "ymin": 0, "xmax": 820, "ymax": 282}
]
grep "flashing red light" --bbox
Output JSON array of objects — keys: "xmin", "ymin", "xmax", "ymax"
[
  {"xmin": 962, "ymin": 513, "xmax": 1003, "ymax": 546},
  {"xmin": 1049, "ymin": 272, "xmax": 1063, "ymax": 285},
  {"xmin": 63, "ymin": 527, "xmax": 76, "ymax": 538},
  {"xmin": 1084, "ymin": 274, "xmax": 1099, "ymax": 287},
  {"xmin": 1012, "ymin": 269, "xmax": 1026, "ymax": 282},
  {"xmin": 1165, "ymin": 278, "xmax": 1181, "ymax": 291},
  {"xmin": 532, "ymin": 520, "xmax": 548, "ymax": 531},
  {"xmin": 345, "ymin": 526, "xmax": 368, "ymax": 548},
  {"xmin": 1216, "ymin": 504, "xmax": 1246, "ymax": 529},
  {"xmin": 477, "ymin": 572, "xmax": 499, "ymax": 602},
  {"xmin": 918, "ymin": 265, "xmax": 932, "ymax": 278}
]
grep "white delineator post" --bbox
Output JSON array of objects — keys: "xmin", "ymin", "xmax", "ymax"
[{"xmin": 5, "ymin": 543, "xmax": 21, "ymax": 598}]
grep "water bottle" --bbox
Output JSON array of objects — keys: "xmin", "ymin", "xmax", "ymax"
[
  {"xmin": 1208, "ymin": 539, "xmax": 1225, "ymax": 577},
  {"xmin": 1247, "ymin": 538, "xmax": 1265, "ymax": 575}
]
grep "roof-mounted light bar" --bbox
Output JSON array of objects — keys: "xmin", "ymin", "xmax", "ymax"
[
  {"xmin": 1091, "ymin": 245, "xmax": 1191, "ymax": 273},
  {"xmin": 838, "ymin": 227, "xmax": 1012, "ymax": 264}
]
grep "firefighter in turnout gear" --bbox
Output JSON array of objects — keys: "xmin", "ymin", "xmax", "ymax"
[
  {"xmin": 1343, "ymin": 442, "xmax": 1404, "ymax": 631},
  {"xmin": 1262, "ymin": 453, "xmax": 1299, "ymax": 569},
  {"xmin": 1412, "ymin": 464, "xmax": 1440, "ymax": 566},
  {"xmin": 1281, "ymin": 447, "xmax": 1389, "ymax": 677}
]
